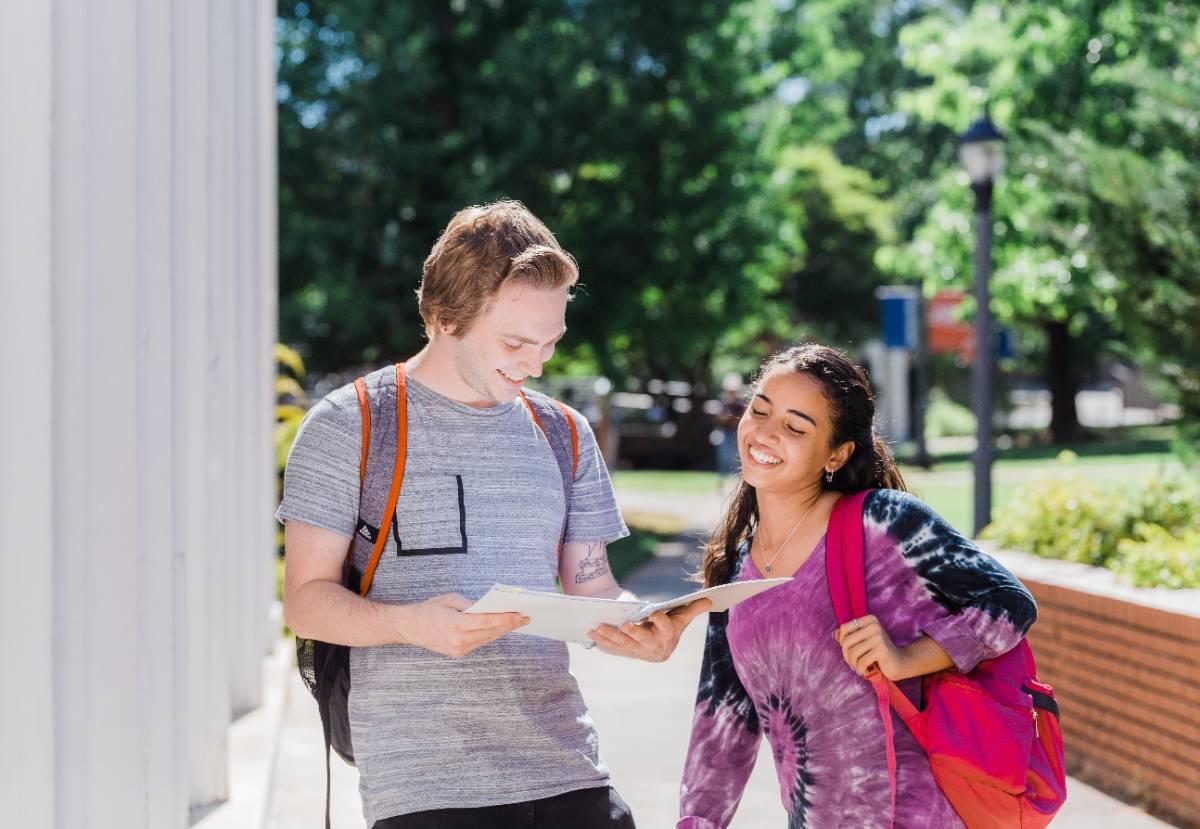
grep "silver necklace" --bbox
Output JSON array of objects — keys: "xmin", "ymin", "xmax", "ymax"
[{"xmin": 757, "ymin": 498, "xmax": 820, "ymax": 575}]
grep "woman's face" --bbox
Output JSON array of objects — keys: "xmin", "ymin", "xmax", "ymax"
[{"xmin": 737, "ymin": 369, "xmax": 851, "ymax": 493}]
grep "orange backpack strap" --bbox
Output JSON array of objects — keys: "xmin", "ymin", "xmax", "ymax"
[
  {"xmin": 354, "ymin": 378, "xmax": 370, "ymax": 486},
  {"xmin": 520, "ymin": 392, "xmax": 581, "ymax": 563},
  {"xmin": 519, "ymin": 393, "xmax": 579, "ymax": 481},
  {"xmin": 521, "ymin": 393, "xmax": 549, "ymax": 435},
  {"xmin": 358, "ymin": 363, "xmax": 407, "ymax": 596}
]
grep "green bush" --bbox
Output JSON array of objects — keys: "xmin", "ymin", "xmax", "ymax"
[
  {"xmin": 982, "ymin": 469, "xmax": 1123, "ymax": 567},
  {"xmin": 925, "ymin": 388, "xmax": 977, "ymax": 439},
  {"xmin": 983, "ymin": 452, "xmax": 1200, "ymax": 588},
  {"xmin": 1121, "ymin": 470, "xmax": 1200, "ymax": 536},
  {"xmin": 275, "ymin": 344, "xmax": 310, "ymax": 556},
  {"xmin": 1114, "ymin": 524, "xmax": 1200, "ymax": 589}
]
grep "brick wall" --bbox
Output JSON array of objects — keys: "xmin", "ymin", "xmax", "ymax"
[{"xmin": 1016, "ymin": 574, "xmax": 1200, "ymax": 829}]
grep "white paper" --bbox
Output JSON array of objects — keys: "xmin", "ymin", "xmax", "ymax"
[
  {"xmin": 631, "ymin": 578, "xmax": 791, "ymax": 620},
  {"xmin": 465, "ymin": 578, "xmax": 790, "ymax": 646}
]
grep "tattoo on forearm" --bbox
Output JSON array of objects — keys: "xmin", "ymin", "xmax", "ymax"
[{"xmin": 575, "ymin": 542, "xmax": 611, "ymax": 584}]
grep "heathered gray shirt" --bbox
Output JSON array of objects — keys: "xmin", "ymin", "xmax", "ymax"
[{"xmin": 276, "ymin": 373, "xmax": 629, "ymax": 823}]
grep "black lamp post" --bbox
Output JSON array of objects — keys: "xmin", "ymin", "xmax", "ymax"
[{"xmin": 959, "ymin": 114, "xmax": 1005, "ymax": 535}]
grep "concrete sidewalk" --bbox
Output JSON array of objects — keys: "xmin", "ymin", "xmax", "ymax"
[{"xmin": 244, "ymin": 536, "xmax": 1174, "ymax": 829}]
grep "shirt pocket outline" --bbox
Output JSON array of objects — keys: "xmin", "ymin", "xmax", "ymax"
[{"xmin": 392, "ymin": 473, "xmax": 468, "ymax": 556}]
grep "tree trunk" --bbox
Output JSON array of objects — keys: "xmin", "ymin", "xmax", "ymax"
[{"xmin": 1045, "ymin": 319, "xmax": 1081, "ymax": 443}]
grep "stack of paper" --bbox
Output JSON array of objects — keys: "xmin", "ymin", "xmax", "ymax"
[{"xmin": 465, "ymin": 578, "xmax": 790, "ymax": 646}]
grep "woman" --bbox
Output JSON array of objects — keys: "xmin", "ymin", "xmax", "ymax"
[{"xmin": 677, "ymin": 344, "xmax": 1037, "ymax": 829}]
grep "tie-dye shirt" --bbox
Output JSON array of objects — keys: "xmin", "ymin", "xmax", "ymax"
[{"xmin": 678, "ymin": 489, "xmax": 1037, "ymax": 829}]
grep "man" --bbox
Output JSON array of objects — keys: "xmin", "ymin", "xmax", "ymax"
[{"xmin": 279, "ymin": 200, "xmax": 709, "ymax": 829}]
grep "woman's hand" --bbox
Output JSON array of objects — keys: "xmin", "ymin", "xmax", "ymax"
[
  {"xmin": 834, "ymin": 615, "xmax": 906, "ymax": 679},
  {"xmin": 834, "ymin": 617, "xmax": 955, "ymax": 681},
  {"xmin": 587, "ymin": 599, "xmax": 712, "ymax": 662}
]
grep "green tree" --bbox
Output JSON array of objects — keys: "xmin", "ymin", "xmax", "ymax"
[
  {"xmin": 690, "ymin": 0, "xmax": 939, "ymax": 367},
  {"xmin": 770, "ymin": 145, "xmax": 896, "ymax": 344},
  {"xmin": 1035, "ymin": 13, "xmax": 1200, "ymax": 431},
  {"xmin": 277, "ymin": 0, "xmax": 785, "ymax": 385},
  {"xmin": 881, "ymin": 0, "xmax": 1184, "ymax": 441}
]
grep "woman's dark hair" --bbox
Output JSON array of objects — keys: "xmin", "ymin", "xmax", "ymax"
[{"xmin": 702, "ymin": 343, "xmax": 907, "ymax": 587}]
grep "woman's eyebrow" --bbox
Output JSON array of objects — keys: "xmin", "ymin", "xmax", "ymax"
[{"xmin": 755, "ymin": 393, "xmax": 817, "ymax": 427}]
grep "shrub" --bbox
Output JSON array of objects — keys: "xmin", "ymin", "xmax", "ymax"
[
  {"xmin": 1119, "ymin": 470, "xmax": 1200, "ymax": 538},
  {"xmin": 275, "ymin": 344, "xmax": 309, "ymax": 555},
  {"xmin": 982, "ymin": 455, "xmax": 1124, "ymax": 567},
  {"xmin": 926, "ymin": 388, "xmax": 977, "ymax": 439},
  {"xmin": 1114, "ymin": 524, "xmax": 1200, "ymax": 589},
  {"xmin": 983, "ymin": 452, "xmax": 1200, "ymax": 588}
]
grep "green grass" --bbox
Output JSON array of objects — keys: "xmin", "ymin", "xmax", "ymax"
[
  {"xmin": 605, "ymin": 525, "xmax": 667, "ymax": 582},
  {"xmin": 612, "ymin": 470, "xmax": 721, "ymax": 494},
  {"xmin": 903, "ymin": 478, "xmax": 1024, "ymax": 535},
  {"xmin": 913, "ymin": 446, "xmax": 1175, "ymax": 473},
  {"xmin": 902, "ymin": 448, "xmax": 1182, "ymax": 532},
  {"xmin": 610, "ymin": 442, "xmax": 1184, "ymax": 537}
]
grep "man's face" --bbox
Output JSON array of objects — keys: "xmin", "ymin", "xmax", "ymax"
[{"xmin": 447, "ymin": 279, "xmax": 569, "ymax": 406}]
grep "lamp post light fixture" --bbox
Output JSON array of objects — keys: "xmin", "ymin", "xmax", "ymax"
[{"xmin": 960, "ymin": 113, "xmax": 1005, "ymax": 535}]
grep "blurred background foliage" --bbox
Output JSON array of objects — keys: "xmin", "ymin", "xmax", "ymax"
[
  {"xmin": 983, "ymin": 453, "xmax": 1200, "ymax": 588},
  {"xmin": 275, "ymin": 0, "xmax": 1200, "ymax": 586},
  {"xmin": 277, "ymin": 0, "xmax": 1199, "ymax": 442}
]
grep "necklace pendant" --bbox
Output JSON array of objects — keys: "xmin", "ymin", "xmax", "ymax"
[{"xmin": 764, "ymin": 564, "xmax": 773, "ymax": 574}]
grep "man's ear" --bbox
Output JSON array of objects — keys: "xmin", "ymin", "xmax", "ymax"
[{"xmin": 424, "ymin": 314, "xmax": 458, "ymax": 340}]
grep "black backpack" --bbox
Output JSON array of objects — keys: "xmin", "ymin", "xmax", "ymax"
[{"xmin": 293, "ymin": 362, "xmax": 580, "ymax": 827}]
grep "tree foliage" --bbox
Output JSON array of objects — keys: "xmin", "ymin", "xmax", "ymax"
[
  {"xmin": 278, "ymin": 0, "xmax": 787, "ymax": 383},
  {"xmin": 278, "ymin": 0, "xmax": 1200, "ymax": 436},
  {"xmin": 877, "ymin": 0, "xmax": 1193, "ymax": 437},
  {"xmin": 1035, "ymin": 13, "xmax": 1200, "ymax": 426}
]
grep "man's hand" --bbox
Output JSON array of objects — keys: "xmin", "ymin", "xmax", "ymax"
[
  {"xmin": 395, "ymin": 593, "xmax": 528, "ymax": 658},
  {"xmin": 586, "ymin": 598, "xmax": 712, "ymax": 662}
]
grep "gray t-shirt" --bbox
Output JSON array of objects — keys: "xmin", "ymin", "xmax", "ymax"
[{"xmin": 276, "ymin": 374, "xmax": 629, "ymax": 822}]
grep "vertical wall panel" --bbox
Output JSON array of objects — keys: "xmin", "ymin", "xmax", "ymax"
[
  {"xmin": 55, "ymin": 1, "xmax": 145, "ymax": 825},
  {"xmin": 136, "ymin": 0, "xmax": 186, "ymax": 826},
  {"xmin": 0, "ymin": 3, "xmax": 56, "ymax": 826},
  {"xmin": 232, "ymin": 0, "xmax": 264, "ymax": 713},
  {"xmin": 172, "ymin": 0, "xmax": 228, "ymax": 811},
  {"xmin": 50, "ymin": 4, "xmax": 90, "ymax": 823},
  {"xmin": 258, "ymin": 0, "xmax": 281, "ymax": 655},
  {"xmin": 255, "ymin": 0, "xmax": 278, "ymax": 657},
  {"xmin": 2, "ymin": 2, "xmax": 277, "ymax": 824},
  {"xmin": 205, "ymin": 0, "xmax": 238, "ymax": 763}
]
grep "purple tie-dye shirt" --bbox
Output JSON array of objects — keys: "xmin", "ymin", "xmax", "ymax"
[{"xmin": 678, "ymin": 489, "xmax": 1037, "ymax": 828}]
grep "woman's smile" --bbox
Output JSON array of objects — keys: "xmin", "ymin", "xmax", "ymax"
[{"xmin": 746, "ymin": 441, "xmax": 784, "ymax": 467}]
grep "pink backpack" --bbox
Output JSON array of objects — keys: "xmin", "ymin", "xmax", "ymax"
[{"xmin": 825, "ymin": 490, "xmax": 1067, "ymax": 828}]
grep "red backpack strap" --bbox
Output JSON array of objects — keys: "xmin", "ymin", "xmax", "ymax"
[
  {"xmin": 826, "ymin": 490, "xmax": 899, "ymax": 827},
  {"xmin": 825, "ymin": 493, "xmax": 861, "ymax": 624},
  {"xmin": 358, "ymin": 363, "xmax": 407, "ymax": 596},
  {"xmin": 354, "ymin": 377, "xmax": 371, "ymax": 486}
]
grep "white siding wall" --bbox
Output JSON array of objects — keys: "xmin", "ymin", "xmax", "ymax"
[{"xmin": 0, "ymin": 2, "xmax": 279, "ymax": 827}]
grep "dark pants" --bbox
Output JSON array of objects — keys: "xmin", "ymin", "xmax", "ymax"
[{"xmin": 372, "ymin": 786, "xmax": 636, "ymax": 829}]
